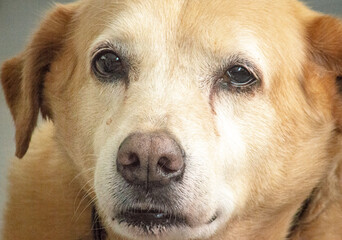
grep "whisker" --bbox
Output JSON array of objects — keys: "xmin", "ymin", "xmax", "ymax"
[
  {"xmin": 73, "ymin": 178, "xmax": 96, "ymax": 220},
  {"xmin": 75, "ymin": 194, "xmax": 97, "ymax": 223},
  {"xmin": 69, "ymin": 167, "xmax": 96, "ymax": 185}
]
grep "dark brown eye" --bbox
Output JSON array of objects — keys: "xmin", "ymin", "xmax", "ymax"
[
  {"xmin": 226, "ymin": 66, "xmax": 256, "ymax": 87},
  {"xmin": 92, "ymin": 50, "xmax": 125, "ymax": 81}
]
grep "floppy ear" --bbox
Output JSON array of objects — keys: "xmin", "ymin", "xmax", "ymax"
[
  {"xmin": 307, "ymin": 15, "xmax": 342, "ymax": 75},
  {"xmin": 1, "ymin": 4, "xmax": 76, "ymax": 158},
  {"xmin": 306, "ymin": 15, "xmax": 342, "ymax": 128},
  {"xmin": 292, "ymin": 13, "xmax": 342, "ymax": 232},
  {"xmin": 286, "ymin": 15, "xmax": 342, "ymax": 238}
]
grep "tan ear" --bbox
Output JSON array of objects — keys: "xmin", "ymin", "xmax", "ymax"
[
  {"xmin": 1, "ymin": 4, "xmax": 76, "ymax": 158},
  {"xmin": 306, "ymin": 15, "xmax": 342, "ymax": 128},
  {"xmin": 287, "ymin": 15, "xmax": 342, "ymax": 238},
  {"xmin": 307, "ymin": 15, "xmax": 342, "ymax": 75}
]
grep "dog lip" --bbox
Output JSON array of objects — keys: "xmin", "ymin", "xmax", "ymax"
[
  {"xmin": 207, "ymin": 213, "xmax": 218, "ymax": 224},
  {"xmin": 115, "ymin": 208, "xmax": 219, "ymax": 228},
  {"xmin": 116, "ymin": 208, "xmax": 187, "ymax": 227}
]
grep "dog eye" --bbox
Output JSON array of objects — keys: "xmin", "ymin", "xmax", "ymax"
[
  {"xmin": 225, "ymin": 66, "xmax": 256, "ymax": 87},
  {"xmin": 92, "ymin": 50, "xmax": 125, "ymax": 81}
]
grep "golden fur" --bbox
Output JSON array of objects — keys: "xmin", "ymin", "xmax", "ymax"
[{"xmin": 1, "ymin": 0, "xmax": 342, "ymax": 239}]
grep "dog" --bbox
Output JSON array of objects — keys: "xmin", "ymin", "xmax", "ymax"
[{"xmin": 1, "ymin": 0, "xmax": 342, "ymax": 239}]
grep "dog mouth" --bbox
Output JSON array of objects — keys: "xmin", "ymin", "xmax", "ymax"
[
  {"xmin": 115, "ymin": 208, "xmax": 218, "ymax": 232},
  {"xmin": 116, "ymin": 208, "xmax": 187, "ymax": 229}
]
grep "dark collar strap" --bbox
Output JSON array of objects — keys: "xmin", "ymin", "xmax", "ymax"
[
  {"xmin": 92, "ymin": 207, "xmax": 107, "ymax": 240},
  {"xmin": 287, "ymin": 189, "xmax": 314, "ymax": 238}
]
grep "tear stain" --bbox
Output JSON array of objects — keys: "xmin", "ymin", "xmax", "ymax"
[
  {"xmin": 106, "ymin": 118, "xmax": 113, "ymax": 125},
  {"xmin": 209, "ymin": 87, "xmax": 220, "ymax": 137}
]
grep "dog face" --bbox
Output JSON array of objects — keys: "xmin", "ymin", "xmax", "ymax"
[{"xmin": 2, "ymin": 0, "xmax": 342, "ymax": 239}]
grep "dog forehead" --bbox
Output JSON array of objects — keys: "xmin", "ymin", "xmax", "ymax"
[
  {"xmin": 81, "ymin": 0, "xmax": 292, "ymax": 43},
  {"xmin": 81, "ymin": 0, "xmax": 303, "ymax": 35}
]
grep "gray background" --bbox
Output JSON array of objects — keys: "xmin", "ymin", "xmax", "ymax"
[{"xmin": 0, "ymin": 0, "xmax": 341, "ymax": 237}]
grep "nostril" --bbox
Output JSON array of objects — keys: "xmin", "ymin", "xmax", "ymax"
[
  {"xmin": 157, "ymin": 156, "xmax": 184, "ymax": 175},
  {"xmin": 118, "ymin": 152, "xmax": 140, "ymax": 169},
  {"xmin": 117, "ymin": 152, "xmax": 140, "ymax": 168},
  {"xmin": 158, "ymin": 157, "xmax": 174, "ymax": 174},
  {"xmin": 127, "ymin": 153, "xmax": 140, "ymax": 167}
]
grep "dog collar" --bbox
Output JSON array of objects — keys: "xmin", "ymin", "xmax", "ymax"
[
  {"xmin": 92, "ymin": 207, "xmax": 107, "ymax": 240},
  {"xmin": 287, "ymin": 190, "xmax": 314, "ymax": 238}
]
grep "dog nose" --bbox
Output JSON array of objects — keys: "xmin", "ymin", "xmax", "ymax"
[{"xmin": 117, "ymin": 133, "xmax": 185, "ymax": 187}]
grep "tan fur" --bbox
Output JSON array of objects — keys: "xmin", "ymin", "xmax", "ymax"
[
  {"xmin": 2, "ymin": 122, "xmax": 93, "ymax": 239},
  {"xmin": 1, "ymin": 0, "xmax": 342, "ymax": 239}
]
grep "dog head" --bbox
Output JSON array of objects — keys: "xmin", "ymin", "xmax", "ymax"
[{"xmin": 2, "ymin": 0, "xmax": 342, "ymax": 239}]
